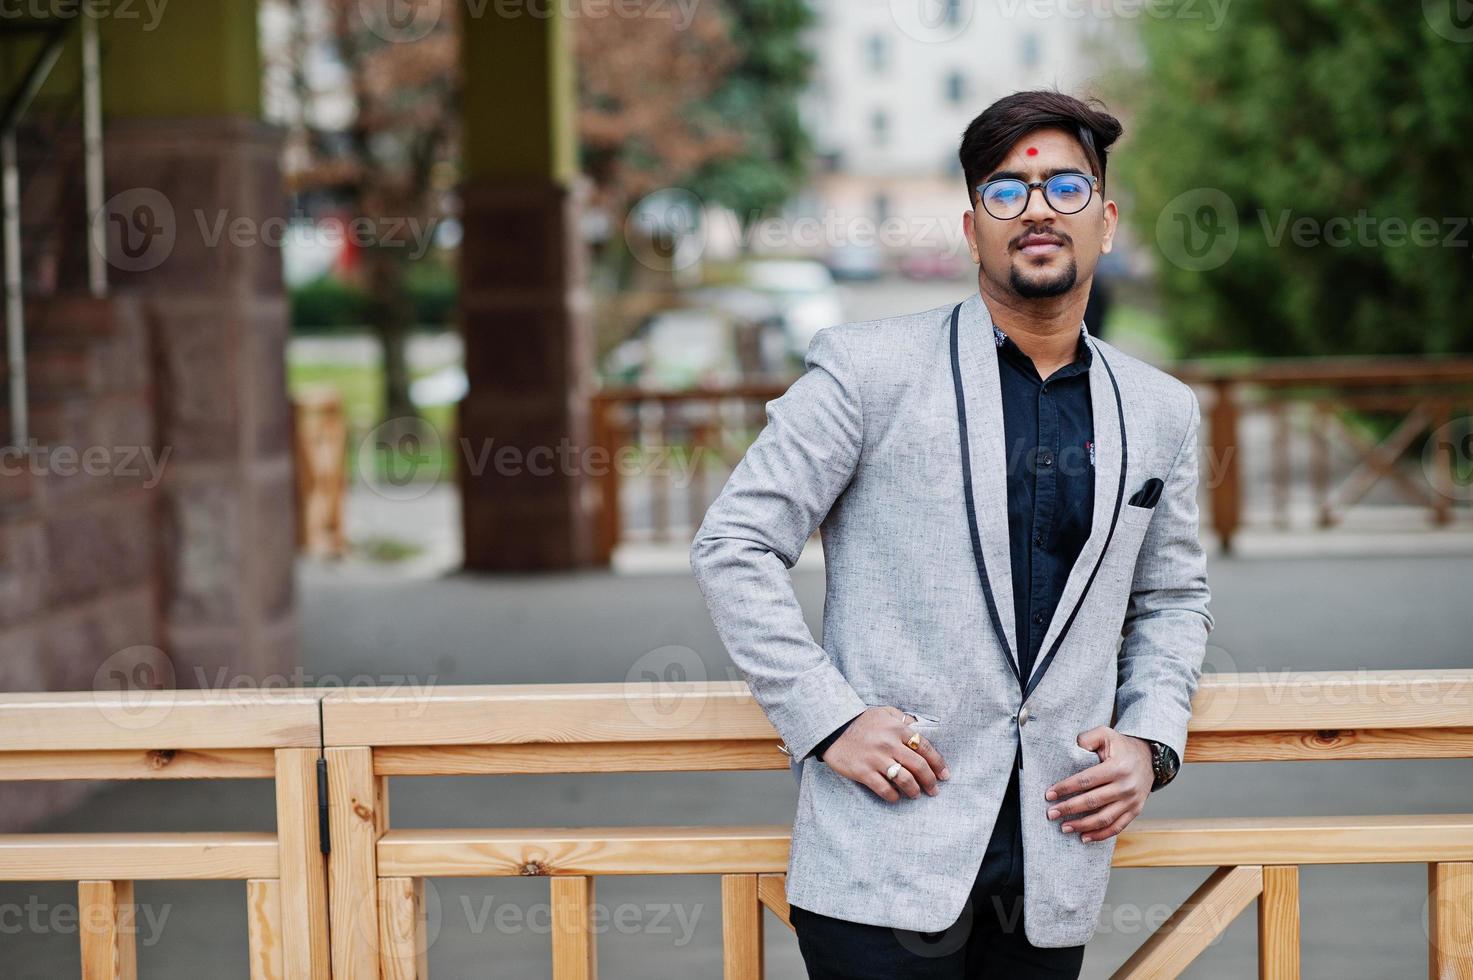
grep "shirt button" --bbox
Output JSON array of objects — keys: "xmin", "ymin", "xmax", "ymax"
[
  {"xmin": 1040, "ymin": 453, "xmax": 1053, "ymax": 467},
  {"xmin": 1033, "ymin": 533, "xmax": 1044, "ymax": 546},
  {"xmin": 1032, "ymin": 612, "xmax": 1044, "ymax": 625}
]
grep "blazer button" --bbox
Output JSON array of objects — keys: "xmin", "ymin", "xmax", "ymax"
[{"xmin": 1017, "ymin": 706, "xmax": 1030, "ymax": 727}]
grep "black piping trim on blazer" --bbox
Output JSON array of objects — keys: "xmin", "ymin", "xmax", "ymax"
[{"xmin": 948, "ymin": 301, "xmax": 1127, "ymax": 703}]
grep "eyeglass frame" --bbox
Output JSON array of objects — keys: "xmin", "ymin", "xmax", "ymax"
[{"xmin": 973, "ymin": 172, "xmax": 1101, "ymax": 220}]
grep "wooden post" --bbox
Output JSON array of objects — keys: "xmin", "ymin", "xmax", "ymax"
[
  {"xmin": 1208, "ymin": 379, "xmax": 1241, "ymax": 553},
  {"xmin": 379, "ymin": 877, "xmax": 430, "ymax": 980},
  {"xmin": 329, "ymin": 746, "xmax": 388, "ymax": 980},
  {"xmin": 550, "ymin": 876, "xmax": 598, "ymax": 980},
  {"xmin": 1428, "ymin": 862, "xmax": 1472, "ymax": 980},
  {"xmin": 1258, "ymin": 865, "xmax": 1300, "ymax": 980},
  {"xmin": 78, "ymin": 880, "xmax": 137, "ymax": 980},
  {"xmin": 274, "ymin": 749, "xmax": 332, "ymax": 979},
  {"xmin": 722, "ymin": 873, "xmax": 764, "ymax": 980},
  {"xmin": 246, "ymin": 878, "xmax": 286, "ymax": 980}
]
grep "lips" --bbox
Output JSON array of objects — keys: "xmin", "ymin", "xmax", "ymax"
[{"xmin": 1017, "ymin": 233, "xmax": 1067, "ymax": 256}]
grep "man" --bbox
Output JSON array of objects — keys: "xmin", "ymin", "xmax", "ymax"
[{"xmin": 689, "ymin": 90, "xmax": 1212, "ymax": 978}]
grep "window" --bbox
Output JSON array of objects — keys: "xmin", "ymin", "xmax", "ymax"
[
  {"xmin": 1021, "ymin": 34, "xmax": 1041, "ymax": 69},
  {"xmin": 945, "ymin": 71, "xmax": 967, "ymax": 105},
  {"xmin": 865, "ymin": 35, "xmax": 889, "ymax": 73},
  {"xmin": 871, "ymin": 110, "xmax": 890, "ymax": 146}
]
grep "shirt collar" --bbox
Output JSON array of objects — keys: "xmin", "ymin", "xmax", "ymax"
[{"xmin": 993, "ymin": 322, "xmax": 1093, "ymax": 375}]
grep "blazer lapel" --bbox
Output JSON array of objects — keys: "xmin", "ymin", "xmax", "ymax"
[
  {"xmin": 954, "ymin": 292, "xmax": 1022, "ymax": 679},
  {"xmin": 1025, "ymin": 320, "xmax": 1126, "ymax": 693}
]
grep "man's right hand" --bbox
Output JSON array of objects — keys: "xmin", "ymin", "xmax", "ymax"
[{"xmin": 821, "ymin": 706, "xmax": 950, "ymax": 803}]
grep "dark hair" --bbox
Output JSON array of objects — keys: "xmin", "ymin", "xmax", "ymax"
[{"xmin": 959, "ymin": 90, "xmax": 1123, "ymax": 204}]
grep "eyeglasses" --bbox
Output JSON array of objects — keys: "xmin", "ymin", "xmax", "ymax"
[{"xmin": 975, "ymin": 173, "xmax": 1099, "ymax": 220}]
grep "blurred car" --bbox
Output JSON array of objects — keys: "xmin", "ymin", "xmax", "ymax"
[
  {"xmin": 601, "ymin": 308, "xmax": 742, "ymax": 390},
  {"xmin": 742, "ymin": 259, "xmax": 847, "ymax": 359},
  {"xmin": 825, "ymin": 243, "xmax": 887, "ymax": 281},
  {"xmin": 899, "ymin": 248, "xmax": 971, "ymax": 281}
]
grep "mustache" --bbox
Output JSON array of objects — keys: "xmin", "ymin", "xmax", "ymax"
[{"xmin": 1010, "ymin": 229, "xmax": 1073, "ymax": 250}]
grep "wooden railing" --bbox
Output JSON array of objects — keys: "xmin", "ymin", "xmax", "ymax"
[
  {"xmin": 0, "ymin": 689, "xmax": 333, "ymax": 978},
  {"xmin": 591, "ymin": 359, "xmax": 1473, "ymax": 560},
  {"xmin": 2, "ymin": 671, "xmax": 1471, "ymax": 977},
  {"xmin": 1169, "ymin": 357, "xmax": 1473, "ymax": 551}
]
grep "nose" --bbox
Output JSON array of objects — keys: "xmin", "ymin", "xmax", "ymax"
[{"xmin": 1020, "ymin": 183, "xmax": 1056, "ymax": 223}]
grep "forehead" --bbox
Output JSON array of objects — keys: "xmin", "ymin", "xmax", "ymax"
[{"xmin": 991, "ymin": 127, "xmax": 1092, "ymax": 177}]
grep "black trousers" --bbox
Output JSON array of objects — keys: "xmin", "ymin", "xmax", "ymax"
[{"xmin": 789, "ymin": 749, "xmax": 1086, "ymax": 979}]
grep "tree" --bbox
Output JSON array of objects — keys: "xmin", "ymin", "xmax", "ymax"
[{"xmin": 1119, "ymin": 0, "xmax": 1473, "ymax": 357}]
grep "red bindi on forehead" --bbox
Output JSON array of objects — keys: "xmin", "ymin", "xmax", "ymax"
[{"xmin": 1026, "ymin": 146, "xmax": 1039, "ymax": 156}]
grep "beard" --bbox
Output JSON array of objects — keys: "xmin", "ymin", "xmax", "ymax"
[{"xmin": 1009, "ymin": 258, "xmax": 1078, "ymax": 298}]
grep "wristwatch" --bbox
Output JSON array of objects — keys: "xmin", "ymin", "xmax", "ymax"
[{"xmin": 1145, "ymin": 739, "xmax": 1180, "ymax": 791}]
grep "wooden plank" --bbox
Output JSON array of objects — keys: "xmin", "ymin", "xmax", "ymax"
[
  {"xmin": 550, "ymin": 877, "xmax": 598, "ymax": 980},
  {"xmin": 1183, "ymin": 670, "xmax": 1473, "ymax": 732},
  {"xmin": 274, "ymin": 748, "xmax": 331, "ymax": 980},
  {"xmin": 322, "ymin": 681, "xmax": 784, "ymax": 748},
  {"xmin": 0, "ymin": 834, "xmax": 276, "ymax": 881},
  {"xmin": 328, "ymin": 747, "xmax": 385, "ymax": 980},
  {"xmin": 1258, "ymin": 866, "xmax": 1300, "ymax": 980},
  {"xmin": 722, "ymin": 874, "xmax": 763, "ymax": 980},
  {"xmin": 378, "ymin": 877, "xmax": 429, "ymax": 980},
  {"xmin": 246, "ymin": 879, "xmax": 285, "ymax": 980},
  {"xmin": 1429, "ymin": 862, "xmax": 1473, "ymax": 980},
  {"xmin": 318, "ymin": 672, "xmax": 1473, "ymax": 750},
  {"xmin": 78, "ymin": 880, "xmax": 137, "ymax": 980},
  {"xmin": 0, "ymin": 690, "xmax": 321, "ymax": 751},
  {"xmin": 379, "ymin": 826, "xmax": 793, "ymax": 878},
  {"xmin": 757, "ymin": 874, "xmax": 792, "ymax": 932},
  {"xmin": 0, "ymin": 748, "xmax": 275, "ymax": 781},
  {"xmin": 373, "ymin": 741, "xmax": 790, "ymax": 776},
  {"xmin": 1111, "ymin": 866, "xmax": 1262, "ymax": 979},
  {"xmin": 1185, "ymin": 728, "xmax": 1473, "ymax": 763},
  {"xmin": 1113, "ymin": 814, "xmax": 1473, "ymax": 868}
]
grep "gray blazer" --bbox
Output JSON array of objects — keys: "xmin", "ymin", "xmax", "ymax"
[{"xmin": 689, "ymin": 290, "xmax": 1213, "ymax": 947}]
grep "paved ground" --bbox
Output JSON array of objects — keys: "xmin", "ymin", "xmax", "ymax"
[{"xmin": 5, "ymin": 537, "xmax": 1472, "ymax": 977}]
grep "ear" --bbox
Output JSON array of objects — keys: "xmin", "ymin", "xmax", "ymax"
[
  {"xmin": 962, "ymin": 210, "xmax": 980, "ymax": 264},
  {"xmin": 1100, "ymin": 198, "xmax": 1119, "ymax": 254}
]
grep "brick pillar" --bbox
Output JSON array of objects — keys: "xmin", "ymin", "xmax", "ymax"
[
  {"xmin": 457, "ymin": 4, "xmax": 598, "ymax": 570},
  {"xmin": 100, "ymin": 117, "xmax": 297, "ymax": 686}
]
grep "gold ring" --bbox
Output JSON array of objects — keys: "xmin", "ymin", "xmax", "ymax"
[{"xmin": 905, "ymin": 731, "xmax": 923, "ymax": 751}]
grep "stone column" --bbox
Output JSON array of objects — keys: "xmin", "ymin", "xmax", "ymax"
[
  {"xmin": 96, "ymin": 2, "xmax": 296, "ymax": 685},
  {"xmin": 457, "ymin": 6, "xmax": 598, "ymax": 570}
]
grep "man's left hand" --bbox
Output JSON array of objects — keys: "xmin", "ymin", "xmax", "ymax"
[{"xmin": 1043, "ymin": 727, "xmax": 1153, "ymax": 843}]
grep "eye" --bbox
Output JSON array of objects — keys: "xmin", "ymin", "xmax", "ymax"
[
  {"xmin": 985, "ymin": 181, "xmax": 1024, "ymax": 206},
  {"xmin": 1048, "ymin": 174, "xmax": 1090, "ymax": 202}
]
